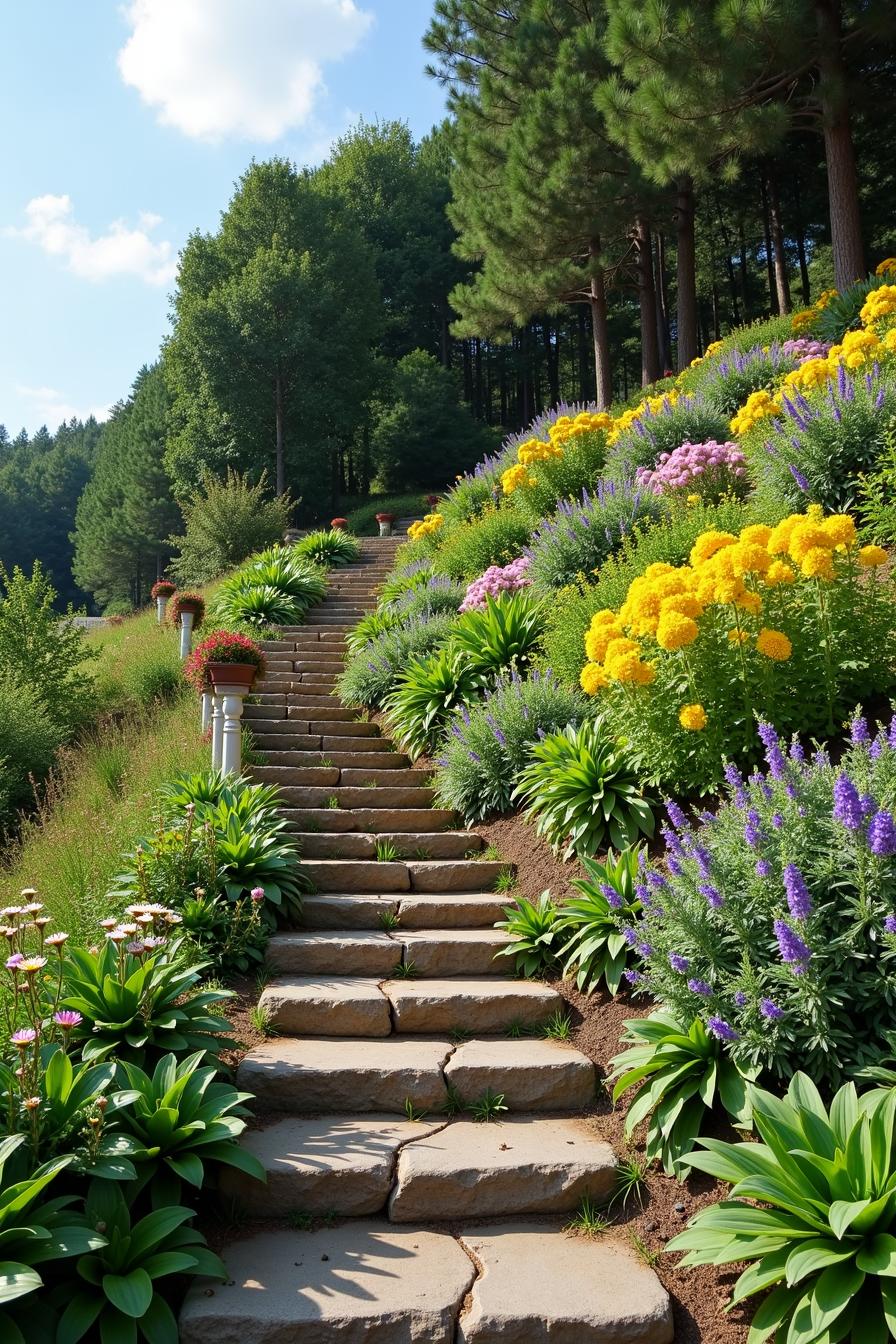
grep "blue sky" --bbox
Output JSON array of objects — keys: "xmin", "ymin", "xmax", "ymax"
[{"xmin": 0, "ymin": 0, "xmax": 446, "ymax": 436}]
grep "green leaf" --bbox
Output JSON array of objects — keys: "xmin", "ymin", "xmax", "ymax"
[
  {"xmin": 808, "ymin": 1262, "xmax": 865, "ymax": 1336},
  {"xmin": 785, "ymin": 1240, "xmax": 857, "ymax": 1287},
  {"xmin": 828, "ymin": 1199, "xmax": 870, "ymax": 1239},
  {"xmin": 103, "ymin": 1269, "xmax": 153, "ymax": 1319},
  {"xmin": 746, "ymin": 1284, "xmax": 803, "ymax": 1344},
  {"xmin": 857, "ymin": 1233, "xmax": 896, "ymax": 1276},
  {"xmin": 0, "ymin": 1263, "xmax": 42, "ymax": 1303},
  {"xmin": 138, "ymin": 1294, "xmax": 179, "ymax": 1344},
  {"xmin": 57, "ymin": 1290, "xmax": 105, "ymax": 1344},
  {"xmin": 99, "ymin": 1306, "xmax": 138, "ymax": 1344}
]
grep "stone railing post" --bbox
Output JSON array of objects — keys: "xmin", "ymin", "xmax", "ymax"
[
  {"xmin": 200, "ymin": 690, "xmax": 213, "ymax": 736},
  {"xmin": 156, "ymin": 597, "xmax": 167, "ymax": 624},
  {"xmin": 210, "ymin": 694, "xmax": 224, "ymax": 770},
  {"xmin": 179, "ymin": 611, "xmax": 194, "ymax": 660}
]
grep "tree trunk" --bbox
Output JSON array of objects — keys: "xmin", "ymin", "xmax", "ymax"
[
  {"xmin": 767, "ymin": 173, "xmax": 792, "ymax": 314},
  {"xmin": 542, "ymin": 320, "xmax": 560, "ymax": 406},
  {"xmin": 274, "ymin": 370, "xmax": 285, "ymax": 495},
  {"xmin": 634, "ymin": 216, "xmax": 661, "ymax": 386},
  {"xmin": 711, "ymin": 281, "xmax": 721, "ymax": 340},
  {"xmin": 588, "ymin": 242, "xmax": 612, "ymax": 409},
  {"xmin": 793, "ymin": 176, "xmax": 812, "ymax": 305},
  {"xmin": 655, "ymin": 231, "xmax": 672, "ymax": 372},
  {"xmin": 675, "ymin": 176, "xmax": 699, "ymax": 369},
  {"xmin": 760, "ymin": 177, "xmax": 778, "ymax": 315},
  {"xmin": 474, "ymin": 337, "xmax": 483, "ymax": 418},
  {"xmin": 815, "ymin": 0, "xmax": 865, "ymax": 287},
  {"xmin": 575, "ymin": 307, "xmax": 589, "ymax": 401},
  {"xmin": 738, "ymin": 219, "xmax": 750, "ymax": 319}
]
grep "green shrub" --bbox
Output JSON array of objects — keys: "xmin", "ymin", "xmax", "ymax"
[
  {"xmin": 609, "ymin": 1013, "xmax": 755, "ymax": 1178},
  {"xmin": 440, "ymin": 471, "xmax": 501, "ymax": 527},
  {"xmin": 433, "ymin": 671, "xmax": 587, "ymax": 823},
  {"xmin": 170, "ymin": 470, "xmax": 293, "ymax": 585},
  {"xmin": 212, "ymin": 577, "xmax": 303, "ymax": 628},
  {"xmin": 449, "ymin": 591, "xmax": 546, "ymax": 684},
  {"xmin": 343, "ymin": 493, "xmax": 430, "ymax": 536},
  {"xmin": 556, "ymin": 849, "xmax": 644, "ymax": 995},
  {"xmin": 345, "ymin": 606, "xmax": 402, "ymax": 655},
  {"xmin": 337, "ymin": 613, "xmax": 457, "ymax": 708},
  {"xmin": 606, "ymin": 393, "xmax": 730, "ymax": 477},
  {"xmin": 0, "ymin": 678, "xmax": 64, "ymax": 822},
  {"xmin": 526, "ymin": 479, "xmax": 663, "ymax": 591},
  {"xmin": 512, "ymin": 720, "xmax": 654, "ymax": 858},
  {"xmin": 692, "ymin": 342, "xmax": 797, "ymax": 418},
  {"xmin": 495, "ymin": 892, "xmax": 562, "ymax": 977},
  {"xmin": 858, "ymin": 415, "xmax": 896, "ymax": 545},
  {"xmin": 433, "ymin": 507, "xmax": 532, "ymax": 580},
  {"xmin": 816, "ymin": 273, "xmax": 887, "ymax": 342},
  {"xmin": 507, "ymin": 429, "xmax": 608, "ymax": 524},
  {"xmin": 667, "ymin": 1073, "xmax": 896, "ymax": 1343},
  {"xmin": 376, "ymin": 563, "xmax": 436, "ymax": 606},
  {"xmin": 383, "ymin": 649, "xmax": 480, "ymax": 759},
  {"xmin": 241, "ymin": 550, "xmax": 328, "ymax": 604},
  {"xmin": 293, "ymin": 528, "xmax": 361, "ymax": 567}
]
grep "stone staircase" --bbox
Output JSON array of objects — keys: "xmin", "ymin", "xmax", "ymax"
[{"xmin": 180, "ymin": 538, "xmax": 674, "ymax": 1344}]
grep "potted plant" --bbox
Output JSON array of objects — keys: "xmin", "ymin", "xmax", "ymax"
[
  {"xmin": 375, "ymin": 511, "xmax": 397, "ymax": 537},
  {"xmin": 330, "ymin": 517, "xmax": 349, "ymax": 531},
  {"xmin": 168, "ymin": 591, "xmax": 205, "ymax": 630},
  {"xmin": 151, "ymin": 579, "xmax": 176, "ymax": 623},
  {"xmin": 192, "ymin": 630, "xmax": 267, "ymax": 694}
]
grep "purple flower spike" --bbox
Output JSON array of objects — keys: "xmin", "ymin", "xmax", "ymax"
[
  {"xmin": 783, "ymin": 864, "xmax": 812, "ymax": 920},
  {"xmin": 868, "ymin": 811, "xmax": 896, "ymax": 857},
  {"xmin": 733, "ymin": 991, "xmax": 748, "ymax": 1007},
  {"xmin": 688, "ymin": 978, "xmax": 713, "ymax": 996},
  {"xmin": 885, "ymin": 915, "xmax": 896, "ymax": 935},
  {"xmin": 756, "ymin": 859, "xmax": 772, "ymax": 878},
  {"xmin": 624, "ymin": 969, "xmax": 643, "ymax": 985},
  {"xmin": 600, "ymin": 883, "xmax": 623, "ymax": 910},
  {"xmin": 760, "ymin": 998, "xmax": 784, "ymax": 1020},
  {"xmin": 708, "ymin": 1017, "xmax": 739, "ymax": 1042},
  {"xmin": 669, "ymin": 953, "xmax": 690, "ymax": 973},
  {"xmin": 699, "ymin": 883, "xmax": 724, "ymax": 909},
  {"xmin": 665, "ymin": 801, "xmax": 689, "ymax": 832},
  {"xmin": 833, "ymin": 773, "xmax": 864, "ymax": 832},
  {"xmin": 851, "ymin": 715, "xmax": 870, "ymax": 745},
  {"xmin": 774, "ymin": 918, "xmax": 812, "ymax": 974},
  {"xmin": 789, "ymin": 465, "xmax": 810, "ymax": 493}
]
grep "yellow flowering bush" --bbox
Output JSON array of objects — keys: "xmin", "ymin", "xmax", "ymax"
[
  {"xmin": 729, "ymin": 389, "xmax": 782, "ymax": 437},
  {"xmin": 577, "ymin": 506, "xmax": 896, "ymax": 791},
  {"xmin": 407, "ymin": 512, "xmax": 445, "ymax": 542}
]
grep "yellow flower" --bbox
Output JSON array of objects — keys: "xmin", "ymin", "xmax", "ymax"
[
  {"xmin": 580, "ymin": 662, "xmax": 609, "ymax": 695},
  {"xmin": 729, "ymin": 542, "xmax": 772, "ymax": 576},
  {"xmin": 590, "ymin": 608, "xmax": 620, "ymax": 628},
  {"xmin": 885, "ymin": 330, "xmax": 896, "ymax": 354},
  {"xmin": 704, "ymin": 340, "xmax": 724, "ymax": 358},
  {"xmin": 727, "ymin": 629, "xmax": 749, "ymax": 645},
  {"xmin": 859, "ymin": 544, "xmax": 888, "ymax": 568},
  {"xmin": 686, "ymin": 493, "xmax": 701, "ymax": 505},
  {"xmin": 821, "ymin": 514, "xmax": 857, "ymax": 548},
  {"xmin": 690, "ymin": 530, "xmax": 736, "ymax": 567},
  {"xmin": 788, "ymin": 521, "xmax": 833, "ymax": 564},
  {"xmin": 767, "ymin": 514, "xmax": 804, "ymax": 555},
  {"xmin": 875, "ymin": 258, "xmax": 896, "ymax": 277},
  {"xmin": 756, "ymin": 628, "xmax": 792, "ymax": 661},
  {"xmin": 801, "ymin": 547, "xmax": 835, "ymax": 580},
  {"xmin": 501, "ymin": 464, "xmax": 530, "ymax": 495},
  {"xmin": 739, "ymin": 524, "xmax": 773, "ymax": 548},
  {"xmin": 679, "ymin": 704, "xmax": 707, "ymax": 731},
  {"xmin": 606, "ymin": 650, "xmax": 655, "ymax": 685},
  {"xmin": 585, "ymin": 622, "xmax": 623, "ymax": 663},
  {"xmin": 736, "ymin": 590, "xmax": 763, "ymax": 616},
  {"xmin": 765, "ymin": 560, "xmax": 796, "ymax": 587},
  {"xmin": 713, "ymin": 578, "xmax": 747, "ymax": 605},
  {"xmin": 660, "ymin": 593, "xmax": 703, "ymax": 620},
  {"xmin": 656, "ymin": 611, "xmax": 699, "ymax": 651}
]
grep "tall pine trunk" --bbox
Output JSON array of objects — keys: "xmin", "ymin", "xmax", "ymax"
[
  {"xmin": 675, "ymin": 176, "xmax": 699, "ymax": 369},
  {"xmin": 815, "ymin": 0, "xmax": 865, "ymax": 288},
  {"xmin": 274, "ymin": 369, "xmax": 285, "ymax": 496},
  {"xmin": 588, "ymin": 238, "xmax": 612, "ymax": 410},
  {"xmin": 760, "ymin": 178, "xmax": 779, "ymax": 315},
  {"xmin": 793, "ymin": 176, "xmax": 812, "ymax": 304},
  {"xmin": 655, "ymin": 232, "xmax": 672, "ymax": 372},
  {"xmin": 738, "ymin": 219, "xmax": 750, "ymax": 319},
  {"xmin": 635, "ymin": 216, "xmax": 661, "ymax": 387},
  {"xmin": 767, "ymin": 173, "xmax": 792, "ymax": 314}
]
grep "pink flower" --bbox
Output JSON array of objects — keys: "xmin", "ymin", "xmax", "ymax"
[
  {"xmin": 11, "ymin": 1028, "xmax": 36, "ymax": 1048},
  {"xmin": 5, "ymin": 953, "xmax": 24, "ymax": 970},
  {"xmin": 54, "ymin": 1010, "xmax": 83, "ymax": 1031},
  {"xmin": 45, "ymin": 932, "xmax": 69, "ymax": 948},
  {"xmin": 250, "ymin": 887, "xmax": 265, "ymax": 903}
]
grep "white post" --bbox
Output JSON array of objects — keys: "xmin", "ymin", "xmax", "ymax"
[
  {"xmin": 200, "ymin": 691, "xmax": 212, "ymax": 735},
  {"xmin": 211, "ymin": 694, "xmax": 224, "ymax": 770},
  {"xmin": 378, "ymin": 520, "xmax": 392, "ymax": 536},
  {"xmin": 220, "ymin": 690, "xmax": 246, "ymax": 776},
  {"xmin": 179, "ymin": 611, "xmax": 194, "ymax": 660},
  {"xmin": 156, "ymin": 597, "xmax": 167, "ymax": 624}
]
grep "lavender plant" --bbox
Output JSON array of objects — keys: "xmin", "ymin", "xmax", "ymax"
[
  {"xmin": 337, "ymin": 612, "xmax": 457, "ymax": 707},
  {"xmin": 745, "ymin": 362, "xmax": 896, "ymax": 512},
  {"xmin": 606, "ymin": 393, "xmax": 730, "ymax": 477},
  {"xmin": 433, "ymin": 670, "xmax": 588, "ymax": 823},
  {"xmin": 693, "ymin": 342, "xmax": 797, "ymax": 417},
  {"xmin": 620, "ymin": 716, "xmax": 896, "ymax": 1087},
  {"xmin": 525, "ymin": 481, "xmax": 662, "ymax": 591}
]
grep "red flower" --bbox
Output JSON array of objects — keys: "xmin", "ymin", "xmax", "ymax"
[
  {"xmin": 184, "ymin": 629, "xmax": 266, "ymax": 693},
  {"xmin": 151, "ymin": 579, "xmax": 176, "ymax": 600},
  {"xmin": 168, "ymin": 592, "xmax": 206, "ymax": 630}
]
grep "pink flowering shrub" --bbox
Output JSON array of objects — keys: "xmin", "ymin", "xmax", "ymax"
[
  {"xmin": 781, "ymin": 338, "xmax": 832, "ymax": 363},
  {"xmin": 460, "ymin": 556, "xmax": 532, "ymax": 612},
  {"xmin": 636, "ymin": 440, "xmax": 747, "ymax": 500}
]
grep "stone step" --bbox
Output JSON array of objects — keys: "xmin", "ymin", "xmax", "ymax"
[
  {"xmin": 258, "ymin": 672, "xmax": 341, "ymax": 686},
  {"xmin": 279, "ymin": 787, "xmax": 435, "ymax": 814},
  {"xmin": 238, "ymin": 1036, "xmax": 452, "ymax": 1112},
  {"xmin": 267, "ymin": 931, "xmax": 400, "ymax": 978},
  {"xmin": 407, "ymin": 859, "xmax": 508, "ymax": 892},
  {"xmin": 300, "ymin": 856, "xmax": 507, "ymax": 892},
  {"xmin": 282, "ymin": 807, "xmax": 455, "ymax": 833},
  {"xmin": 299, "ymin": 892, "xmax": 507, "ymax": 931},
  {"xmin": 253, "ymin": 751, "xmax": 410, "ymax": 770},
  {"xmin": 444, "ymin": 1038, "xmax": 597, "ymax": 1112},
  {"xmin": 257, "ymin": 765, "xmax": 432, "ymax": 788},
  {"xmin": 259, "ymin": 976, "xmax": 391, "ymax": 1036},
  {"xmin": 385, "ymin": 978, "xmax": 562, "ymax": 1034},
  {"xmin": 179, "ymin": 1223, "xmax": 673, "ymax": 1344},
  {"xmin": 389, "ymin": 1117, "xmax": 615, "ymax": 1222},
  {"xmin": 247, "ymin": 725, "xmax": 381, "ymax": 751},
  {"xmin": 220, "ymin": 1115, "xmax": 446, "ymax": 1216},
  {"xmin": 292, "ymin": 658, "xmax": 348, "ymax": 672},
  {"xmin": 291, "ymin": 831, "xmax": 478, "ymax": 860},
  {"xmin": 288, "ymin": 705, "xmax": 357, "ymax": 722},
  {"xmin": 398, "ymin": 929, "xmax": 514, "ymax": 977},
  {"xmin": 281, "ymin": 722, "xmax": 385, "ymax": 740}
]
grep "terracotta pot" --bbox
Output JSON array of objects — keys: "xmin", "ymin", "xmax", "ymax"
[
  {"xmin": 375, "ymin": 513, "xmax": 396, "ymax": 523},
  {"xmin": 207, "ymin": 660, "xmax": 258, "ymax": 692},
  {"xmin": 331, "ymin": 518, "xmax": 348, "ymax": 531},
  {"xmin": 178, "ymin": 599, "xmax": 203, "ymax": 617}
]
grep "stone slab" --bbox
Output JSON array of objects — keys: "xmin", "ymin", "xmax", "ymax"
[
  {"xmin": 266, "ymin": 931, "xmax": 399, "ymax": 977},
  {"xmin": 300, "ymin": 859, "xmax": 412, "ymax": 892},
  {"xmin": 179, "ymin": 1224, "xmax": 475, "ymax": 1344},
  {"xmin": 445, "ymin": 1039, "xmax": 597, "ymax": 1112},
  {"xmin": 301, "ymin": 894, "xmax": 401, "ymax": 929},
  {"xmin": 389, "ymin": 1118, "xmax": 615, "ymax": 1221},
  {"xmin": 408, "ymin": 861, "xmax": 507, "ymax": 893},
  {"xmin": 398, "ymin": 895, "xmax": 508, "ymax": 929},
  {"xmin": 384, "ymin": 978, "xmax": 562, "ymax": 1034},
  {"xmin": 259, "ymin": 976, "xmax": 391, "ymax": 1036},
  {"xmin": 400, "ymin": 929, "xmax": 515, "ymax": 977},
  {"xmin": 457, "ymin": 1223, "xmax": 674, "ymax": 1343},
  {"xmin": 237, "ymin": 1037, "xmax": 453, "ymax": 1112},
  {"xmin": 220, "ymin": 1115, "xmax": 445, "ymax": 1215}
]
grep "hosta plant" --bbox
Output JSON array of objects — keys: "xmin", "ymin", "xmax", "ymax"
[
  {"xmin": 55, "ymin": 1181, "xmax": 225, "ymax": 1344},
  {"xmin": 449, "ymin": 591, "xmax": 546, "ymax": 684},
  {"xmin": 609, "ymin": 1012, "xmax": 755, "ymax": 1178},
  {"xmin": 495, "ymin": 892, "xmax": 561, "ymax": 977},
  {"xmin": 293, "ymin": 527, "xmax": 361, "ymax": 567},
  {"xmin": 117, "ymin": 1050, "xmax": 264, "ymax": 1206},
  {"xmin": 242, "ymin": 548, "xmax": 329, "ymax": 602},
  {"xmin": 212, "ymin": 576, "xmax": 305, "ymax": 629},
  {"xmin": 512, "ymin": 719, "xmax": 654, "ymax": 858},
  {"xmin": 668, "ymin": 1074, "xmax": 896, "ymax": 1342},
  {"xmin": 556, "ymin": 849, "xmax": 643, "ymax": 994},
  {"xmin": 383, "ymin": 648, "xmax": 480, "ymax": 758}
]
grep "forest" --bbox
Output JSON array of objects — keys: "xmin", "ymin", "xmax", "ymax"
[{"xmin": 2, "ymin": 0, "xmax": 895, "ymax": 613}]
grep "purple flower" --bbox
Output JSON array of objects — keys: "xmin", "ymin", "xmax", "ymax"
[
  {"xmin": 667, "ymin": 856, "xmax": 682, "ymax": 878},
  {"xmin": 871, "ymin": 736, "xmax": 884, "ymax": 760},
  {"xmin": 744, "ymin": 812, "xmax": 763, "ymax": 849},
  {"xmin": 699, "ymin": 883, "xmax": 724, "ymax": 909},
  {"xmin": 783, "ymin": 864, "xmax": 812, "ymax": 920},
  {"xmin": 771, "ymin": 813, "xmax": 784, "ymax": 830},
  {"xmin": 669, "ymin": 953, "xmax": 690, "ymax": 973},
  {"xmin": 789, "ymin": 740, "xmax": 806, "ymax": 764},
  {"xmin": 636, "ymin": 941, "xmax": 653, "ymax": 957},
  {"xmin": 861, "ymin": 793, "xmax": 877, "ymax": 818},
  {"xmin": 623, "ymin": 926, "xmax": 638, "ymax": 947},
  {"xmin": 661, "ymin": 823, "xmax": 684, "ymax": 857},
  {"xmin": 868, "ymin": 811, "xmax": 896, "ymax": 857},
  {"xmin": 11, "ymin": 1028, "xmax": 36, "ymax": 1047},
  {"xmin": 885, "ymin": 915, "xmax": 896, "ymax": 935},
  {"xmin": 733, "ymin": 991, "xmax": 748, "ymax": 1007},
  {"xmin": 692, "ymin": 846, "xmax": 712, "ymax": 878},
  {"xmin": 760, "ymin": 998, "xmax": 784, "ymax": 1020},
  {"xmin": 647, "ymin": 872, "xmax": 668, "ymax": 892},
  {"xmin": 774, "ymin": 918, "xmax": 812, "ymax": 974},
  {"xmin": 624, "ymin": 969, "xmax": 643, "ymax": 985},
  {"xmin": 851, "ymin": 714, "xmax": 870, "ymax": 745},
  {"xmin": 724, "ymin": 762, "xmax": 744, "ymax": 794},
  {"xmin": 688, "ymin": 978, "xmax": 713, "ymax": 996},
  {"xmin": 600, "ymin": 883, "xmax": 623, "ymax": 910},
  {"xmin": 665, "ymin": 801, "xmax": 689, "ymax": 832},
  {"xmin": 756, "ymin": 859, "xmax": 772, "ymax": 878},
  {"xmin": 54, "ymin": 1010, "xmax": 83, "ymax": 1031},
  {"xmin": 789, "ymin": 466, "xmax": 810, "ymax": 493},
  {"xmin": 833, "ymin": 773, "xmax": 864, "ymax": 832},
  {"xmin": 708, "ymin": 1017, "xmax": 739, "ymax": 1042}
]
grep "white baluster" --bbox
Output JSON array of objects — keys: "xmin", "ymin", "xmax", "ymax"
[
  {"xmin": 200, "ymin": 691, "xmax": 212, "ymax": 735},
  {"xmin": 210, "ymin": 694, "xmax": 224, "ymax": 770},
  {"xmin": 156, "ymin": 597, "xmax": 166, "ymax": 624},
  {"xmin": 220, "ymin": 691, "xmax": 246, "ymax": 776},
  {"xmin": 179, "ymin": 611, "xmax": 194, "ymax": 660}
]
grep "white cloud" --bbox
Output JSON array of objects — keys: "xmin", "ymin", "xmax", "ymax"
[
  {"xmin": 117, "ymin": 0, "xmax": 374, "ymax": 142},
  {"xmin": 16, "ymin": 385, "xmax": 111, "ymax": 431},
  {"xmin": 14, "ymin": 194, "xmax": 177, "ymax": 286}
]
